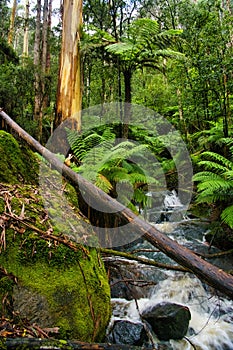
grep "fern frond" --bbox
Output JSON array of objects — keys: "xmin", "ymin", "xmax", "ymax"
[
  {"xmin": 195, "ymin": 178, "xmax": 233, "ymax": 203},
  {"xmin": 133, "ymin": 188, "xmax": 149, "ymax": 208},
  {"xmin": 84, "ymin": 133, "xmax": 103, "ymax": 150},
  {"xmin": 130, "ymin": 18, "xmax": 160, "ymax": 40},
  {"xmin": 108, "ymin": 142, "xmax": 148, "ymax": 161},
  {"xmin": 101, "ymin": 127, "xmax": 115, "ymax": 141},
  {"xmin": 128, "ymin": 173, "xmax": 157, "ymax": 186},
  {"xmin": 197, "ymin": 178, "xmax": 233, "ymax": 192},
  {"xmin": 225, "ymin": 170, "xmax": 233, "ymax": 179},
  {"xmin": 193, "ymin": 171, "xmax": 223, "ymax": 182},
  {"xmin": 201, "ymin": 151, "xmax": 233, "ymax": 170},
  {"xmin": 221, "ymin": 205, "xmax": 233, "ymax": 229},
  {"xmin": 66, "ymin": 129, "xmax": 87, "ymax": 161},
  {"xmin": 95, "ymin": 174, "xmax": 113, "ymax": 193},
  {"xmin": 106, "ymin": 42, "xmax": 138, "ymax": 58},
  {"xmin": 104, "ymin": 167, "xmax": 129, "ymax": 182},
  {"xmin": 197, "ymin": 161, "xmax": 228, "ymax": 174}
]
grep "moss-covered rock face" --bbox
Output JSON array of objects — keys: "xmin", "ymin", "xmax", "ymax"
[
  {"xmin": 0, "ymin": 130, "xmax": 39, "ymax": 184},
  {"xmin": 0, "ymin": 133, "xmax": 111, "ymax": 341}
]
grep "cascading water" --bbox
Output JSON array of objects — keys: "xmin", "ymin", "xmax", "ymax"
[
  {"xmin": 106, "ymin": 191, "xmax": 233, "ymax": 349},
  {"xmin": 145, "ymin": 190, "xmax": 189, "ymax": 223}
]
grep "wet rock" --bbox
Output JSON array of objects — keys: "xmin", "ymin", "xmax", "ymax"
[
  {"xmin": 107, "ymin": 320, "xmax": 148, "ymax": 345},
  {"xmin": 142, "ymin": 301, "xmax": 191, "ymax": 340}
]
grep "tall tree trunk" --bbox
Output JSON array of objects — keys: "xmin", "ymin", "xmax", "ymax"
[
  {"xmin": 42, "ymin": 0, "xmax": 49, "ymax": 73},
  {"xmin": 41, "ymin": 0, "xmax": 52, "ymax": 115},
  {"xmin": 55, "ymin": 0, "xmax": 83, "ymax": 131},
  {"xmin": 176, "ymin": 88, "xmax": 188, "ymax": 141},
  {"xmin": 33, "ymin": 0, "xmax": 41, "ymax": 67},
  {"xmin": 33, "ymin": 0, "xmax": 42, "ymax": 141},
  {"xmin": 23, "ymin": 0, "xmax": 30, "ymax": 57},
  {"xmin": 8, "ymin": 0, "xmax": 17, "ymax": 45},
  {"xmin": 122, "ymin": 68, "xmax": 132, "ymax": 138}
]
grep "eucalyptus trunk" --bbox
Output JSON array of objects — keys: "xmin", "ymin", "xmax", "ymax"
[
  {"xmin": 33, "ymin": 0, "xmax": 42, "ymax": 141},
  {"xmin": 55, "ymin": 0, "xmax": 83, "ymax": 131},
  {"xmin": 23, "ymin": 0, "xmax": 30, "ymax": 57},
  {"xmin": 41, "ymin": 0, "xmax": 52, "ymax": 112},
  {"xmin": 8, "ymin": 0, "xmax": 17, "ymax": 45}
]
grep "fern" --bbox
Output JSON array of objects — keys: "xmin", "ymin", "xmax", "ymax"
[
  {"xmin": 193, "ymin": 145, "xmax": 233, "ymax": 229},
  {"xmin": 197, "ymin": 161, "xmax": 228, "ymax": 174},
  {"xmin": 193, "ymin": 171, "xmax": 223, "ymax": 182},
  {"xmin": 95, "ymin": 174, "xmax": 113, "ymax": 193},
  {"xmin": 200, "ymin": 151, "xmax": 233, "ymax": 170},
  {"xmin": 66, "ymin": 129, "xmax": 87, "ymax": 161},
  {"xmin": 83, "ymin": 133, "xmax": 103, "ymax": 150},
  {"xmin": 221, "ymin": 205, "xmax": 233, "ymax": 229},
  {"xmin": 66, "ymin": 128, "xmax": 162, "ymax": 211}
]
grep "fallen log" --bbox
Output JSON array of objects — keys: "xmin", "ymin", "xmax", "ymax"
[{"xmin": 1, "ymin": 109, "xmax": 233, "ymax": 299}]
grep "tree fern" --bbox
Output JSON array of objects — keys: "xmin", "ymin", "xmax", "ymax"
[
  {"xmin": 106, "ymin": 17, "xmax": 183, "ymax": 69},
  {"xmin": 193, "ymin": 145, "xmax": 233, "ymax": 229},
  {"xmin": 66, "ymin": 129, "xmax": 159, "ymax": 211}
]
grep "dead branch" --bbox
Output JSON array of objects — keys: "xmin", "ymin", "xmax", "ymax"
[{"xmin": 101, "ymin": 248, "xmax": 190, "ymax": 272}]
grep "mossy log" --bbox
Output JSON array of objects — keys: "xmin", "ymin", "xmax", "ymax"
[{"xmin": 1, "ymin": 109, "xmax": 233, "ymax": 300}]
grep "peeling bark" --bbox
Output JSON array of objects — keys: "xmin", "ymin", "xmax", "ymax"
[{"xmin": 55, "ymin": 0, "xmax": 82, "ymax": 131}]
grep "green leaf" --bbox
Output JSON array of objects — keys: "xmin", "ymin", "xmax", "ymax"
[{"xmin": 221, "ymin": 205, "xmax": 233, "ymax": 229}]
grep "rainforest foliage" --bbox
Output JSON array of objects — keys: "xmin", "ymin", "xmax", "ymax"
[{"xmin": 0, "ymin": 0, "xmax": 233, "ymax": 243}]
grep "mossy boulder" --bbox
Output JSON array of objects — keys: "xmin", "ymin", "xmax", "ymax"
[
  {"xmin": 0, "ymin": 130, "xmax": 39, "ymax": 184},
  {"xmin": 0, "ymin": 132, "xmax": 111, "ymax": 341}
]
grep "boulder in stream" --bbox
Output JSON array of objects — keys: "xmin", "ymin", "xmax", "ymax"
[
  {"xmin": 142, "ymin": 301, "xmax": 191, "ymax": 340},
  {"xmin": 107, "ymin": 320, "xmax": 148, "ymax": 345}
]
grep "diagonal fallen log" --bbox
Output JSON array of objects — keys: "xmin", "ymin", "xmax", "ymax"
[{"xmin": 1, "ymin": 108, "xmax": 233, "ymax": 299}]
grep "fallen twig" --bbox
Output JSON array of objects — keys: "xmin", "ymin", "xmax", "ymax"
[{"xmin": 101, "ymin": 248, "xmax": 190, "ymax": 272}]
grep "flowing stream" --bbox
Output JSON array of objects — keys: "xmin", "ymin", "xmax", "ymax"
[{"xmin": 106, "ymin": 191, "xmax": 233, "ymax": 349}]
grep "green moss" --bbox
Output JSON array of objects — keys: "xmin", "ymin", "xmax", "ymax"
[
  {"xmin": 0, "ymin": 197, "xmax": 5, "ymax": 214},
  {"xmin": 64, "ymin": 183, "xmax": 79, "ymax": 208},
  {"xmin": 0, "ymin": 247, "xmax": 111, "ymax": 341},
  {"xmin": 0, "ymin": 131, "xmax": 39, "ymax": 184},
  {"xmin": 0, "ymin": 186, "xmax": 111, "ymax": 342},
  {"xmin": 0, "ymin": 339, "xmax": 7, "ymax": 349},
  {"xmin": 0, "ymin": 132, "xmax": 111, "ymax": 341},
  {"xmin": 0, "ymin": 276, "xmax": 14, "ymax": 317}
]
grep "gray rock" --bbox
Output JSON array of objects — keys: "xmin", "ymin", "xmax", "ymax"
[
  {"xmin": 142, "ymin": 301, "xmax": 191, "ymax": 340},
  {"xmin": 107, "ymin": 320, "xmax": 148, "ymax": 345}
]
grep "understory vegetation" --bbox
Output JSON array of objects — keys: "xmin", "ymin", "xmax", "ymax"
[{"xmin": 0, "ymin": 0, "xmax": 233, "ymax": 246}]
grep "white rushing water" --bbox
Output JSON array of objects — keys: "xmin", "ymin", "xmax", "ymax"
[
  {"xmin": 109, "ymin": 191, "xmax": 233, "ymax": 349},
  {"xmin": 111, "ymin": 272, "xmax": 233, "ymax": 349}
]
